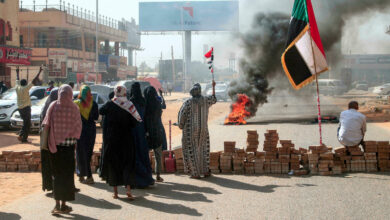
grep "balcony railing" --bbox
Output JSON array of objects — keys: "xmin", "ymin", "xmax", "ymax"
[{"xmin": 20, "ymin": 1, "xmax": 125, "ymax": 31}]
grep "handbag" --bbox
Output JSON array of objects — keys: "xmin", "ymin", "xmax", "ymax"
[{"xmin": 40, "ymin": 125, "xmax": 49, "ymax": 150}]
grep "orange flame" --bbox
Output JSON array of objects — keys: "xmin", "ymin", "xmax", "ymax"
[{"xmin": 224, "ymin": 94, "xmax": 252, "ymax": 125}]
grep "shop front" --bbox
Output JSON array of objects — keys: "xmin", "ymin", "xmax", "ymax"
[{"xmin": 0, "ymin": 45, "xmax": 31, "ymax": 87}]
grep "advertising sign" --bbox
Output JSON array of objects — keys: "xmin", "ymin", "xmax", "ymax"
[
  {"xmin": 48, "ymin": 50, "xmax": 68, "ymax": 78},
  {"xmin": 139, "ymin": 1, "xmax": 239, "ymax": 31},
  {"xmin": 0, "ymin": 46, "xmax": 31, "ymax": 65},
  {"xmin": 99, "ymin": 54, "xmax": 120, "ymax": 69}
]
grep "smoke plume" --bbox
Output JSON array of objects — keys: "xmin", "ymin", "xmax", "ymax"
[{"xmin": 228, "ymin": 0, "xmax": 390, "ymax": 117}]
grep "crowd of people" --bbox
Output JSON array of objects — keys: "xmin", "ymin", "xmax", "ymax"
[
  {"xmin": 11, "ymin": 67, "xmax": 370, "ymax": 215},
  {"xmin": 8, "ymin": 67, "xmax": 216, "ymax": 214}
]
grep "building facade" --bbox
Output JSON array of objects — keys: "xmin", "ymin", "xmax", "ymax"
[
  {"xmin": 18, "ymin": 1, "xmax": 139, "ymax": 84},
  {"xmin": 0, "ymin": 0, "xmax": 32, "ymax": 87}
]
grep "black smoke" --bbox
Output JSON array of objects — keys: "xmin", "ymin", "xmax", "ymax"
[{"xmin": 228, "ymin": 0, "xmax": 390, "ymax": 117}]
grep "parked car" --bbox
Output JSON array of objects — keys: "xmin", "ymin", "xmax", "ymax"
[
  {"xmin": 317, "ymin": 79, "xmax": 348, "ymax": 96},
  {"xmin": 355, "ymin": 83, "xmax": 369, "ymax": 91},
  {"xmin": 10, "ymin": 91, "xmax": 108, "ymax": 131},
  {"xmin": 373, "ymin": 83, "xmax": 390, "ymax": 95},
  {"xmin": 10, "ymin": 96, "xmax": 47, "ymax": 131},
  {"xmin": 90, "ymin": 84, "xmax": 114, "ymax": 100},
  {"xmin": 206, "ymin": 83, "xmax": 229, "ymax": 101},
  {"xmin": 0, "ymin": 86, "xmax": 47, "ymax": 128}
]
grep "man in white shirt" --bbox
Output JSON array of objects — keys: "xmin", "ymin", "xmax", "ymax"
[{"xmin": 338, "ymin": 101, "xmax": 366, "ymax": 149}]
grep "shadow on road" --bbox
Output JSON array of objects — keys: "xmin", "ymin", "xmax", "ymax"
[
  {"xmin": 203, "ymin": 176, "xmax": 290, "ymax": 193},
  {"xmin": 138, "ymin": 181, "xmax": 220, "ymax": 203},
  {"xmin": 129, "ymin": 197, "xmax": 202, "ymax": 217},
  {"xmin": 0, "ymin": 212, "xmax": 21, "ymax": 220},
  {"xmin": 52, "ymin": 213, "xmax": 99, "ymax": 220},
  {"xmin": 46, "ymin": 193, "xmax": 121, "ymax": 210}
]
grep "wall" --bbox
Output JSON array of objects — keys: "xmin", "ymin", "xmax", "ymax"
[{"xmin": 0, "ymin": 0, "xmax": 20, "ymax": 47}]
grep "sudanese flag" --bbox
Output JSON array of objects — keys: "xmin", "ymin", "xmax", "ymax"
[{"xmin": 281, "ymin": 0, "xmax": 328, "ymax": 90}]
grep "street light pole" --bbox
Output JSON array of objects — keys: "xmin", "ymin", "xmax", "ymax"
[{"xmin": 95, "ymin": 0, "xmax": 99, "ymax": 84}]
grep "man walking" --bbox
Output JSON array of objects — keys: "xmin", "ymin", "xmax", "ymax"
[
  {"xmin": 178, "ymin": 81, "xmax": 216, "ymax": 179},
  {"xmin": 15, "ymin": 66, "xmax": 43, "ymax": 143},
  {"xmin": 338, "ymin": 101, "xmax": 366, "ymax": 150}
]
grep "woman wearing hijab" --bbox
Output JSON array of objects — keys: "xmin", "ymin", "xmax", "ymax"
[
  {"xmin": 99, "ymin": 85, "xmax": 142, "ymax": 200},
  {"xmin": 74, "ymin": 85, "xmax": 99, "ymax": 184},
  {"xmin": 40, "ymin": 88, "xmax": 58, "ymax": 192},
  {"xmin": 42, "ymin": 85, "xmax": 82, "ymax": 214},
  {"xmin": 157, "ymin": 89, "xmax": 168, "ymax": 151},
  {"xmin": 144, "ymin": 86, "xmax": 164, "ymax": 182},
  {"xmin": 129, "ymin": 83, "xmax": 155, "ymax": 188}
]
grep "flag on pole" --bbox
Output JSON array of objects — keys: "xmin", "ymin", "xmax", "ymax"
[
  {"xmin": 281, "ymin": 0, "xmax": 328, "ymax": 90},
  {"xmin": 205, "ymin": 47, "xmax": 214, "ymax": 74},
  {"xmin": 204, "ymin": 47, "xmax": 213, "ymax": 59}
]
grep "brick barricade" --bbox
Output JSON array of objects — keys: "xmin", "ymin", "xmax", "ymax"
[{"xmin": 1, "ymin": 130, "xmax": 389, "ymax": 176}]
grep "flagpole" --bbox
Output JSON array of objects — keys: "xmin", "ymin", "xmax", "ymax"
[{"xmin": 309, "ymin": 27, "xmax": 323, "ymax": 146}]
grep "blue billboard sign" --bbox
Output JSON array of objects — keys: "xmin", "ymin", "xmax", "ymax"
[{"xmin": 139, "ymin": 1, "xmax": 239, "ymax": 32}]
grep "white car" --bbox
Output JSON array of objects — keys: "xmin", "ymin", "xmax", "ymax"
[
  {"xmin": 373, "ymin": 83, "xmax": 390, "ymax": 95},
  {"xmin": 10, "ymin": 96, "xmax": 47, "ymax": 131},
  {"xmin": 0, "ymin": 86, "xmax": 47, "ymax": 128}
]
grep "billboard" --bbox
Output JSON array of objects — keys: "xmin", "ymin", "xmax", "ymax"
[
  {"xmin": 48, "ymin": 50, "xmax": 67, "ymax": 78},
  {"xmin": 139, "ymin": 1, "xmax": 239, "ymax": 31}
]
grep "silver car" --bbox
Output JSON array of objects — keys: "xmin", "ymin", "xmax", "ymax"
[
  {"xmin": 0, "ymin": 86, "xmax": 47, "ymax": 128},
  {"xmin": 10, "ymin": 96, "xmax": 47, "ymax": 131}
]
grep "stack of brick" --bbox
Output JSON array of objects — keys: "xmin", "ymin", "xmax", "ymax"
[
  {"xmin": 244, "ymin": 162, "xmax": 255, "ymax": 174},
  {"xmin": 377, "ymin": 141, "xmax": 390, "ymax": 171},
  {"xmin": 173, "ymin": 148, "xmax": 185, "ymax": 173},
  {"xmin": 347, "ymin": 146, "xmax": 366, "ymax": 172},
  {"xmin": 233, "ymin": 149, "xmax": 245, "ymax": 174},
  {"xmin": 209, "ymin": 152, "xmax": 221, "ymax": 174},
  {"xmin": 334, "ymin": 147, "xmax": 347, "ymax": 173},
  {"xmin": 0, "ymin": 151, "xmax": 41, "ymax": 172},
  {"xmin": 364, "ymin": 141, "xmax": 378, "ymax": 172},
  {"xmin": 278, "ymin": 140, "xmax": 291, "ymax": 174},
  {"xmin": 91, "ymin": 152, "xmax": 101, "ymax": 173},
  {"xmin": 299, "ymin": 148, "xmax": 309, "ymax": 170},
  {"xmin": 263, "ymin": 130, "xmax": 279, "ymax": 174},
  {"xmin": 308, "ymin": 146, "xmax": 329, "ymax": 175},
  {"xmin": 318, "ymin": 149, "xmax": 334, "ymax": 176},
  {"xmin": 246, "ymin": 130, "xmax": 259, "ymax": 153},
  {"xmin": 254, "ymin": 152, "xmax": 265, "ymax": 174},
  {"xmin": 220, "ymin": 142, "xmax": 235, "ymax": 173}
]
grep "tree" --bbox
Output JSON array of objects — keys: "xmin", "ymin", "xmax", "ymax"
[{"xmin": 139, "ymin": 61, "xmax": 153, "ymax": 74}]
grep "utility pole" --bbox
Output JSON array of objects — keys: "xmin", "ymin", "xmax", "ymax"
[
  {"xmin": 171, "ymin": 46, "xmax": 175, "ymax": 84},
  {"xmin": 95, "ymin": 0, "xmax": 99, "ymax": 84}
]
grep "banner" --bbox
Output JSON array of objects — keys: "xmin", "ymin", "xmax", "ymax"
[
  {"xmin": 48, "ymin": 50, "xmax": 68, "ymax": 78},
  {"xmin": 0, "ymin": 46, "xmax": 31, "ymax": 65}
]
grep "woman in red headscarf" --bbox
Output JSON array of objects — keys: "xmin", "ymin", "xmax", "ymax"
[
  {"xmin": 43, "ymin": 85, "xmax": 82, "ymax": 214},
  {"xmin": 74, "ymin": 85, "xmax": 99, "ymax": 184}
]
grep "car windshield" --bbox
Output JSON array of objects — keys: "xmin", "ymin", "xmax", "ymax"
[{"xmin": 1, "ymin": 88, "xmax": 17, "ymax": 100}]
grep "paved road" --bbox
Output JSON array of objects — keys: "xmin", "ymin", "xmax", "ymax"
[
  {"xmin": 1, "ymin": 173, "xmax": 390, "ymax": 220},
  {"xmin": 173, "ymin": 115, "xmax": 390, "ymax": 151}
]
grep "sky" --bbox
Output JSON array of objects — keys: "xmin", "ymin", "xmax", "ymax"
[{"xmin": 21, "ymin": 0, "xmax": 390, "ymax": 68}]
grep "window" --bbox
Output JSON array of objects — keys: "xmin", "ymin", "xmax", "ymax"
[{"xmin": 30, "ymin": 89, "xmax": 45, "ymax": 99}]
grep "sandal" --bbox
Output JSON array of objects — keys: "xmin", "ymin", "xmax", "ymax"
[
  {"xmin": 113, "ymin": 194, "xmax": 119, "ymax": 199},
  {"xmin": 127, "ymin": 192, "xmax": 135, "ymax": 201},
  {"xmin": 60, "ymin": 205, "xmax": 73, "ymax": 214},
  {"xmin": 51, "ymin": 204, "xmax": 61, "ymax": 215},
  {"xmin": 84, "ymin": 177, "xmax": 95, "ymax": 185},
  {"xmin": 79, "ymin": 176, "xmax": 85, "ymax": 183},
  {"xmin": 156, "ymin": 176, "xmax": 164, "ymax": 182}
]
